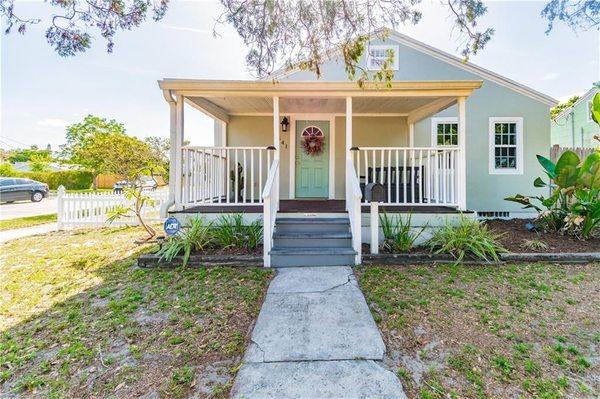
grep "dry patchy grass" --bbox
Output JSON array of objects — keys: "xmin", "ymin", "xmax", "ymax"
[
  {"xmin": 357, "ymin": 263, "xmax": 600, "ymax": 399},
  {"xmin": 0, "ymin": 228, "xmax": 272, "ymax": 398}
]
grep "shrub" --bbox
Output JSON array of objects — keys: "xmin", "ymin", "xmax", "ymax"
[
  {"xmin": 428, "ymin": 216, "xmax": 506, "ymax": 263},
  {"xmin": 379, "ymin": 212, "xmax": 424, "ymax": 252},
  {"xmin": 0, "ymin": 167, "xmax": 93, "ymax": 190},
  {"xmin": 506, "ymin": 150, "xmax": 600, "ymax": 239},
  {"xmin": 157, "ymin": 217, "xmax": 213, "ymax": 267},
  {"xmin": 0, "ymin": 163, "xmax": 16, "ymax": 176}
]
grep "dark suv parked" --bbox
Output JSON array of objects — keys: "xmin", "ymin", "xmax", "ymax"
[{"xmin": 0, "ymin": 177, "xmax": 50, "ymax": 203}]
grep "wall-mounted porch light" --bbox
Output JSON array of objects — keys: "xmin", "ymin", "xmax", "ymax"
[{"xmin": 280, "ymin": 116, "xmax": 289, "ymax": 132}]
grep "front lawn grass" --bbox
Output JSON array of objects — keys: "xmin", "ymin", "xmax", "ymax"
[
  {"xmin": 0, "ymin": 227, "xmax": 272, "ymax": 398},
  {"xmin": 0, "ymin": 213, "xmax": 57, "ymax": 231},
  {"xmin": 357, "ymin": 263, "xmax": 600, "ymax": 399}
]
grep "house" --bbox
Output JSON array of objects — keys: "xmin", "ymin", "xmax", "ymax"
[
  {"xmin": 551, "ymin": 84, "xmax": 600, "ymax": 148},
  {"xmin": 158, "ymin": 31, "xmax": 557, "ymax": 267}
]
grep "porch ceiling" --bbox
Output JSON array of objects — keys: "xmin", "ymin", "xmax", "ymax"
[
  {"xmin": 187, "ymin": 95, "xmax": 444, "ymax": 115},
  {"xmin": 162, "ymin": 79, "xmax": 481, "ymax": 120}
]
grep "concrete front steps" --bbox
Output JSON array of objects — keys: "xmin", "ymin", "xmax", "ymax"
[{"xmin": 270, "ymin": 217, "xmax": 357, "ymax": 267}]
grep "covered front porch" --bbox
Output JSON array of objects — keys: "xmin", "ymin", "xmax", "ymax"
[
  {"xmin": 159, "ymin": 80, "xmax": 480, "ymax": 208},
  {"xmin": 159, "ymin": 79, "xmax": 481, "ymax": 266},
  {"xmin": 177, "ymin": 199, "xmax": 462, "ymax": 214}
]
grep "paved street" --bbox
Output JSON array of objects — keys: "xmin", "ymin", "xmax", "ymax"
[{"xmin": 0, "ymin": 197, "xmax": 57, "ymax": 220}]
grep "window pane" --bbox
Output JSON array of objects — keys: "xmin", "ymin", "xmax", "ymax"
[
  {"xmin": 495, "ymin": 123, "xmax": 502, "ymax": 134},
  {"xmin": 509, "ymin": 123, "xmax": 516, "ymax": 134},
  {"xmin": 437, "ymin": 123, "xmax": 459, "ymax": 146}
]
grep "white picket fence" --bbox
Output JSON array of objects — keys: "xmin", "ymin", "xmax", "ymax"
[{"xmin": 57, "ymin": 186, "xmax": 169, "ymax": 230}]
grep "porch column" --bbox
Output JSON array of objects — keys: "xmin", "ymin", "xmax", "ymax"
[
  {"xmin": 164, "ymin": 91, "xmax": 177, "ymax": 205},
  {"xmin": 457, "ymin": 97, "xmax": 467, "ymax": 211},
  {"xmin": 273, "ymin": 96, "xmax": 280, "ymax": 210},
  {"xmin": 346, "ymin": 97, "xmax": 352, "ymax": 153},
  {"xmin": 174, "ymin": 94, "xmax": 185, "ymax": 210},
  {"xmin": 408, "ymin": 123, "xmax": 415, "ymax": 147},
  {"xmin": 273, "ymin": 96, "xmax": 280, "ymax": 159},
  {"xmin": 214, "ymin": 119, "xmax": 227, "ymax": 147}
]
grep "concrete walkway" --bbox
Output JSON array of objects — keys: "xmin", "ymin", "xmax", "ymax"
[
  {"xmin": 231, "ymin": 266, "xmax": 406, "ymax": 399},
  {"xmin": 0, "ymin": 223, "xmax": 57, "ymax": 243}
]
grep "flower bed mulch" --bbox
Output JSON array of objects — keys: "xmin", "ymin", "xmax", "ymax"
[
  {"xmin": 485, "ymin": 219, "xmax": 600, "ymax": 253},
  {"xmin": 138, "ymin": 245, "xmax": 263, "ymax": 268}
]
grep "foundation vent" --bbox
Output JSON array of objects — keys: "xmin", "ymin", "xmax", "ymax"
[{"xmin": 477, "ymin": 211, "xmax": 510, "ymax": 219}]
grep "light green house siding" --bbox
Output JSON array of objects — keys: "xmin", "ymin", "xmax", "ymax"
[
  {"xmin": 226, "ymin": 115, "xmax": 408, "ymax": 200},
  {"xmin": 551, "ymin": 88, "xmax": 600, "ymax": 148},
  {"xmin": 282, "ymin": 38, "xmax": 552, "ymax": 214},
  {"xmin": 224, "ymin": 36, "xmax": 554, "ymax": 214}
]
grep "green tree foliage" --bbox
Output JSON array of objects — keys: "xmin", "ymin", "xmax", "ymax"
[
  {"xmin": 62, "ymin": 115, "xmax": 163, "ymax": 185},
  {"xmin": 144, "ymin": 136, "xmax": 170, "ymax": 176},
  {"xmin": 0, "ymin": 169, "xmax": 93, "ymax": 190},
  {"xmin": 4, "ymin": 1, "xmax": 596, "ymax": 81},
  {"xmin": 550, "ymin": 95, "xmax": 580, "ymax": 120},
  {"xmin": 28, "ymin": 154, "xmax": 51, "ymax": 172},
  {"xmin": 8, "ymin": 145, "xmax": 52, "ymax": 163}
]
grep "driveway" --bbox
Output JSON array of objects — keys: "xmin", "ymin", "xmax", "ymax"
[{"xmin": 0, "ymin": 197, "xmax": 57, "ymax": 220}]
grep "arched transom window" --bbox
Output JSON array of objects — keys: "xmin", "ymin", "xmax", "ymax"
[{"xmin": 301, "ymin": 126, "xmax": 324, "ymax": 137}]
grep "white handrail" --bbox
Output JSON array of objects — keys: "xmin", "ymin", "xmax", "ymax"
[
  {"xmin": 262, "ymin": 159, "xmax": 280, "ymax": 268},
  {"xmin": 346, "ymin": 158, "xmax": 362, "ymax": 265}
]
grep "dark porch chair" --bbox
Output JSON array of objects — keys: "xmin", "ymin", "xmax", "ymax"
[{"xmin": 359, "ymin": 166, "xmax": 425, "ymax": 203}]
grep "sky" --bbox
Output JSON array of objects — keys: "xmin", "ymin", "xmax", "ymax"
[{"xmin": 1, "ymin": 0, "xmax": 599, "ymax": 151}]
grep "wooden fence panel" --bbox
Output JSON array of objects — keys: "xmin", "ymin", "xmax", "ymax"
[{"xmin": 550, "ymin": 145, "xmax": 598, "ymax": 162}]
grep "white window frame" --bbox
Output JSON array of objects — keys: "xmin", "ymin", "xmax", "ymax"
[
  {"xmin": 489, "ymin": 117, "xmax": 524, "ymax": 175},
  {"xmin": 431, "ymin": 117, "xmax": 459, "ymax": 147},
  {"xmin": 366, "ymin": 45, "xmax": 399, "ymax": 71},
  {"xmin": 587, "ymin": 100, "xmax": 593, "ymax": 122}
]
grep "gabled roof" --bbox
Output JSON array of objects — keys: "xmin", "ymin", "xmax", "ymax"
[
  {"xmin": 553, "ymin": 85, "xmax": 599, "ymax": 121},
  {"xmin": 270, "ymin": 30, "xmax": 558, "ymax": 107}
]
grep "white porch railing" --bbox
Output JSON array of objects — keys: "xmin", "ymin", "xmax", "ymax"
[
  {"xmin": 262, "ymin": 159, "xmax": 280, "ymax": 267},
  {"xmin": 352, "ymin": 147, "xmax": 459, "ymax": 206},
  {"xmin": 345, "ymin": 158, "xmax": 362, "ymax": 265},
  {"xmin": 181, "ymin": 146, "xmax": 276, "ymax": 207},
  {"xmin": 57, "ymin": 186, "xmax": 169, "ymax": 229}
]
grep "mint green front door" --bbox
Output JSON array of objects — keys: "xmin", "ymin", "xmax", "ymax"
[{"xmin": 295, "ymin": 120, "xmax": 329, "ymax": 198}]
